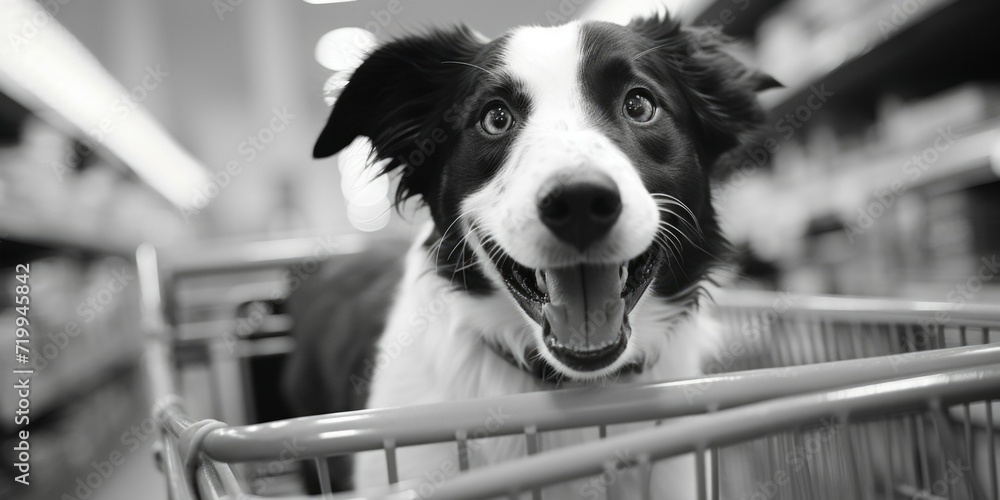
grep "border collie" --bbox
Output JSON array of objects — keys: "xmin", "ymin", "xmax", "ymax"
[{"xmin": 308, "ymin": 12, "xmax": 775, "ymax": 498}]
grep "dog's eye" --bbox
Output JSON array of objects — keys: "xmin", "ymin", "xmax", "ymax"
[
  {"xmin": 480, "ymin": 103, "xmax": 514, "ymax": 135},
  {"xmin": 623, "ymin": 89, "xmax": 655, "ymax": 123}
]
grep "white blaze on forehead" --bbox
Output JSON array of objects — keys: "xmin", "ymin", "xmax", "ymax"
[{"xmin": 502, "ymin": 22, "xmax": 586, "ymax": 130}]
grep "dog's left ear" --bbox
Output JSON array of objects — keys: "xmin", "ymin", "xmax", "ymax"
[{"xmin": 629, "ymin": 15, "xmax": 780, "ymax": 164}]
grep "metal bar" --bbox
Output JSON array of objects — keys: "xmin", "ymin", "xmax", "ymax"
[
  {"xmin": 903, "ymin": 415, "xmax": 917, "ymax": 491},
  {"xmin": 716, "ymin": 290, "xmax": 1000, "ymax": 327},
  {"xmin": 916, "ymin": 414, "xmax": 931, "ymax": 492},
  {"xmin": 710, "ymin": 446, "xmax": 720, "ymax": 500},
  {"xmin": 198, "ymin": 345, "xmax": 1000, "ymax": 463},
  {"xmin": 456, "ymin": 430, "xmax": 469, "ymax": 472},
  {"xmin": 317, "ymin": 457, "xmax": 333, "ymax": 499},
  {"xmin": 883, "ymin": 420, "xmax": 894, "ymax": 500},
  {"xmin": 842, "ymin": 416, "xmax": 864, "ymax": 500},
  {"xmin": 160, "ymin": 434, "xmax": 196, "ymax": 500},
  {"xmin": 423, "ymin": 365, "xmax": 1000, "ymax": 500},
  {"xmin": 638, "ymin": 453, "xmax": 652, "ymax": 500},
  {"xmin": 524, "ymin": 426, "xmax": 541, "ymax": 500},
  {"xmin": 695, "ymin": 447, "xmax": 707, "ymax": 500},
  {"xmin": 208, "ymin": 340, "xmax": 247, "ymax": 425},
  {"xmin": 193, "ymin": 454, "xmax": 244, "ymax": 500},
  {"xmin": 162, "ymin": 234, "xmax": 404, "ymax": 277},
  {"xmin": 209, "ymin": 459, "xmax": 243, "ymax": 497},
  {"xmin": 929, "ymin": 400, "xmax": 988, "ymax": 500},
  {"xmin": 792, "ymin": 431, "xmax": 813, "ymax": 500},
  {"xmin": 195, "ymin": 460, "xmax": 227, "ymax": 500},
  {"xmin": 988, "ymin": 399, "xmax": 997, "ymax": 500},
  {"xmin": 384, "ymin": 438, "xmax": 398, "ymax": 484}
]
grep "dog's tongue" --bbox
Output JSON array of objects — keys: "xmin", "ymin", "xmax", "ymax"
[{"xmin": 542, "ymin": 264, "xmax": 626, "ymax": 348}]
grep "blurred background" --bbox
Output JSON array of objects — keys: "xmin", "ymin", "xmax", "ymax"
[{"xmin": 0, "ymin": 0, "xmax": 998, "ymax": 498}]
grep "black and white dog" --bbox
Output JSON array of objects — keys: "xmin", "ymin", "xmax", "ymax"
[{"xmin": 308, "ymin": 12, "xmax": 775, "ymax": 498}]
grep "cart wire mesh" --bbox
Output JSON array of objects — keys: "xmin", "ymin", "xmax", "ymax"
[{"xmin": 137, "ymin": 241, "xmax": 1000, "ymax": 500}]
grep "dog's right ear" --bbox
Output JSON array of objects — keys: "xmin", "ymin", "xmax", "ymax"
[{"xmin": 313, "ymin": 26, "xmax": 484, "ymax": 166}]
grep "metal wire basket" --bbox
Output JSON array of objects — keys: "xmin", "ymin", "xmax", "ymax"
[{"xmin": 137, "ymin": 239, "xmax": 1000, "ymax": 499}]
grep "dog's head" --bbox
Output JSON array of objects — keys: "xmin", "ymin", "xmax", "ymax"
[{"xmin": 315, "ymin": 15, "xmax": 775, "ymax": 381}]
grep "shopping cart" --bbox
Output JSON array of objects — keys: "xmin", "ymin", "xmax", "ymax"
[{"xmin": 137, "ymin": 237, "xmax": 1000, "ymax": 500}]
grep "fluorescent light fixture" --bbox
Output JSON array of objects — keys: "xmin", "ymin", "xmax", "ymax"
[{"xmin": 0, "ymin": 0, "xmax": 211, "ymax": 211}]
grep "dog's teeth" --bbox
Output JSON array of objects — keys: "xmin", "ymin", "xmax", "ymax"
[
  {"xmin": 619, "ymin": 265, "xmax": 628, "ymax": 288},
  {"xmin": 535, "ymin": 269, "xmax": 547, "ymax": 295}
]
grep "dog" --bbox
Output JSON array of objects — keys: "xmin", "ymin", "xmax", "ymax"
[{"xmin": 301, "ymin": 11, "xmax": 776, "ymax": 498}]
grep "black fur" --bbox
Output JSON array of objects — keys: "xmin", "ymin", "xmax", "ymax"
[
  {"xmin": 302, "ymin": 14, "xmax": 773, "ymax": 492},
  {"xmin": 282, "ymin": 245, "xmax": 406, "ymax": 492},
  {"xmin": 314, "ymin": 16, "xmax": 773, "ymax": 303},
  {"xmin": 626, "ymin": 16, "xmax": 780, "ymax": 165},
  {"xmin": 315, "ymin": 25, "xmax": 508, "ymax": 294},
  {"xmin": 576, "ymin": 19, "xmax": 773, "ymax": 300}
]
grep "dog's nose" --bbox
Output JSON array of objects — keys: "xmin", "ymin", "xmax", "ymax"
[{"xmin": 538, "ymin": 171, "xmax": 622, "ymax": 251}]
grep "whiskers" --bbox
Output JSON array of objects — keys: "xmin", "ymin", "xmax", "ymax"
[
  {"xmin": 423, "ymin": 211, "xmax": 484, "ymax": 290},
  {"xmin": 442, "ymin": 60, "xmax": 501, "ymax": 80},
  {"xmin": 648, "ymin": 194, "xmax": 723, "ymax": 286},
  {"xmin": 650, "ymin": 194, "xmax": 718, "ymax": 259}
]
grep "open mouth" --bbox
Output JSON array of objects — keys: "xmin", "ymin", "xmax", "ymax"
[{"xmin": 486, "ymin": 243, "xmax": 662, "ymax": 373}]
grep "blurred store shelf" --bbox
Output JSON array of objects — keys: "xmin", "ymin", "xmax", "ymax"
[
  {"xmin": 0, "ymin": 212, "xmax": 140, "ymax": 257},
  {"xmin": 675, "ymin": 0, "xmax": 1000, "ymax": 295},
  {"xmin": 0, "ymin": 0, "xmax": 210, "ymax": 211},
  {"xmin": 761, "ymin": 0, "xmax": 1000, "ymax": 120},
  {"xmin": 781, "ymin": 119, "xmax": 999, "ymax": 219},
  {"xmin": 691, "ymin": 0, "xmax": 785, "ymax": 38},
  {"xmin": 0, "ymin": 4, "xmax": 206, "ymax": 498}
]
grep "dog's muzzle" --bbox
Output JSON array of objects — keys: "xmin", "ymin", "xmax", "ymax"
[
  {"xmin": 485, "ymin": 245, "xmax": 660, "ymax": 373},
  {"xmin": 482, "ymin": 171, "xmax": 662, "ymax": 374}
]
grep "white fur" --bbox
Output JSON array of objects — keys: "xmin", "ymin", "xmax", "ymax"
[
  {"xmin": 352, "ymin": 23, "xmax": 720, "ymax": 500},
  {"xmin": 461, "ymin": 23, "xmax": 662, "ymax": 379},
  {"xmin": 355, "ymin": 223, "xmax": 720, "ymax": 498},
  {"xmin": 464, "ymin": 23, "xmax": 659, "ymax": 272}
]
